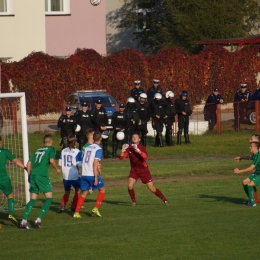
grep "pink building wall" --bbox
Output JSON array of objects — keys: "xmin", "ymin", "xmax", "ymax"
[{"xmin": 45, "ymin": 0, "xmax": 106, "ymax": 56}]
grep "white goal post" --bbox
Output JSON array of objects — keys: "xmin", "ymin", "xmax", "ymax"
[{"xmin": 0, "ymin": 92, "xmax": 30, "ymax": 208}]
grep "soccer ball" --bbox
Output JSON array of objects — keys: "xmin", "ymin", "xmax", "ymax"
[
  {"xmin": 116, "ymin": 131, "xmax": 125, "ymax": 141},
  {"xmin": 90, "ymin": 0, "xmax": 101, "ymax": 6}
]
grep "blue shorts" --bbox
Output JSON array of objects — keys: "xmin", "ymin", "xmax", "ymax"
[
  {"xmin": 80, "ymin": 175, "xmax": 104, "ymax": 191},
  {"xmin": 63, "ymin": 178, "xmax": 81, "ymax": 191}
]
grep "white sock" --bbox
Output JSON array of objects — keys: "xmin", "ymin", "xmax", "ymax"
[
  {"xmin": 21, "ymin": 219, "xmax": 27, "ymax": 224},
  {"xmin": 36, "ymin": 217, "xmax": 41, "ymax": 223}
]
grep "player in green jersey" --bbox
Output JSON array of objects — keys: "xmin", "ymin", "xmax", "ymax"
[
  {"xmin": 234, "ymin": 141, "xmax": 260, "ymax": 206},
  {"xmin": 20, "ymin": 134, "xmax": 61, "ymax": 229},
  {"xmin": 0, "ymin": 137, "xmax": 27, "ymax": 226}
]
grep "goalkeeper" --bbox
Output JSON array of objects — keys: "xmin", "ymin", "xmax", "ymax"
[{"xmin": 0, "ymin": 136, "xmax": 27, "ymax": 227}]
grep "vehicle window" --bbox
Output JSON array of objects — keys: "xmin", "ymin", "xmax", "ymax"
[{"xmin": 66, "ymin": 95, "xmax": 75, "ymax": 103}]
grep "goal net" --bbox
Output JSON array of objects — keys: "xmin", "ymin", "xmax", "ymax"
[{"xmin": 0, "ymin": 92, "xmax": 29, "ymax": 210}]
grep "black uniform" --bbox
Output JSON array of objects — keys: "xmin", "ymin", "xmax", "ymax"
[
  {"xmin": 125, "ymin": 103, "xmax": 140, "ymax": 144},
  {"xmin": 164, "ymin": 98, "xmax": 176, "ymax": 146},
  {"xmin": 131, "ymin": 87, "xmax": 145, "ymax": 102},
  {"xmin": 111, "ymin": 110, "xmax": 128, "ymax": 157},
  {"xmin": 233, "ymin": 89, "xmax": 250, "ymax": 130},
  {"xmin": 74, "ymin": 109, "xmax": 93, "ymax": 150},
  {"xmin": 204, "ymin": 93, "xmax": 224, "ymax": 130},
  {"xmin": 136, "ymin": 101, "xmax": 150, "ymax": 146},
  {"xmin": 151, "ymin": 99, "xmax": 165, "ymax": 147},
  {"xmin": 147, "ymin": 86, "xmax": 163, "ymax": 105},
  {"xmin": 57, "ymin": 114, "xmax": 75, "ymax": 149},
  {"xmin": 91, "ymin": 106, "xmax": 109, "ymax": 158},
  {"xmin": 175, "ymin": 96, "xmax": 192, "ymax": 144}
]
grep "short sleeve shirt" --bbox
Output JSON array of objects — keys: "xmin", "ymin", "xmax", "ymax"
[
  {"xmin": 252, "ymin": 151, "xmax": 260, "ymax": 174},
  {"xmin": 0, "ymin": 148, "xmax": 15, "ymax": 181},
  {"xmin": 29, "ymin": 146, "xmax": 56, "ymax": 177}
]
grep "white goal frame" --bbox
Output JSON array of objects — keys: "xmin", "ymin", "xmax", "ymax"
[{"xmin": 0, "ymin": 92, "xmax": 30, "ymax": 204}]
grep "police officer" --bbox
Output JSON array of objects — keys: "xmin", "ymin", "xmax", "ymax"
[
  {"xmin": 74, "ymin": 102, "xmax": 93, "ymax": 150},
  {"xmin": 151, "ymin": 93, "xmax": 165, "ymax": 147},
  {"xmin": 204, "ymin": 88, "xmax": 224, "ymax": 130},
  {"xmin": 91, "ymin": 99, "xmax": 110, "ymax": 158},
  {"xmin": 57, "ymin": 106, "xmax": 76, "ymax": 149},
  {"xmin": 136, "ymin": 93, "xmax": 150, "ymax": 146},
  {"xmin": 164, "ymin": 91, "xmax": 176, "ymax": 146},
  {"xmin": 147, "ymin": 79, "xmax": 163, "ymax": 106},
  {"xmin": 125, "ymin": 97, "xmax": 139, "ymax": 144},
  {"xmin": 111, "ymin": 103, "xmax": 128, "ymax": 158},
  {"xmin": 130, "ymin": 80, "xmax": 145, "ymax": 102},
  {"xmin": 233, "ymin": 84, "xmax": 250, "ymax": 130},
  {"xmin": 175, "ymin": 91, "xmax": 192, "ymax": 145}
]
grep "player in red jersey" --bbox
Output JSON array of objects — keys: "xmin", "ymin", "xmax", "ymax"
[{"xmin": 119, "ymin": 133, "xmax": 169, "ymax": 206}]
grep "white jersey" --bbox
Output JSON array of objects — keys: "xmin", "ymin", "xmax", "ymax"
[
  {"xmin": 82, "ymin": 143, "xmax": 103, "ymax": 177},
  {"xmin": 59, "ymin": 147, "xmax": 82, "ymax": 180}
]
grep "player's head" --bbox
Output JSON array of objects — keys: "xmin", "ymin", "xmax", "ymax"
[
  {"xmin": 131, "ymin": 133, "xmax": 141, "ymax": 144},
  {"xmin": 43, "ymin": 134, "xmax": 53, "ymax": 146},
  {"xmin": 93, "ymin": 131, "xmax": 102, "ymax": 143},
  {"xmin": 86, "ymin": 128, "xmax": 95, "ymax": 144},
  {"xmin": 249, "ymin": 142, "xmax": 260, "ymax": 153},
  {"xmin": 250, "ymin": 134, "xmax": 260, "ymax": 143},
  {"xmin": 67, "ymin": 134, "xmax": 76, "ymax": 149}
]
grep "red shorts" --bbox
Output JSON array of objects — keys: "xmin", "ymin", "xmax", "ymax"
[{"xmin": 129, "ymin": 168, "xmax": 153, "ymax": 184}]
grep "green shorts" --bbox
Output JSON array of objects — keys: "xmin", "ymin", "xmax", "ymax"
[
  {"xmin": 249, "ymin": 172, "xmax": 260, "ymax": 186},
  {"xmin": 29, "ymin": 175, "xmax": 53, "ymax": 194},
  {"xmin": 0, "ymin": 177, "xmax": 13, "ymax": 196}
]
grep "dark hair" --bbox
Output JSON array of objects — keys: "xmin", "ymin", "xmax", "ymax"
[
  {"xmin": 93, "ymin": 131, "xmax": 102, "ymax": 142},
  {"xmin": 67, "ymin": 135, "xmax": 76, "ymax": 149},
  {"xmin": 43, "ymin": 134, "xmax": 52, "ymax": 144},
  {"xmin": 251, "ymin": 134, "xmax": 260, "ymax": 142}
]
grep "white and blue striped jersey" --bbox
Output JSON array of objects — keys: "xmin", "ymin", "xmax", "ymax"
[
  {"xmin": 82, "ymin": 143, "xmax": 103, "ymax": 176},
  {"xmin": 59, "ymin": 148, "xmax": 82, "ymax": 180}
]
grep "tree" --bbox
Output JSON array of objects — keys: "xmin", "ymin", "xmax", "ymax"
[{"xmin": 117, "ymin": 0, "xmax": 260, "ymax": 54}]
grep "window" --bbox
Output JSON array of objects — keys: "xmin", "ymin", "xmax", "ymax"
[
  {"xmin": 0, "ymin": 0, "xmax": 14, "ymax": 15},
  {"xmin": 45, "ymin": 0, "xmax": 70, "ymax": 15},
  {"xmin": 135, "ymin": 9, "xmax": 151, "ymax": 32}
]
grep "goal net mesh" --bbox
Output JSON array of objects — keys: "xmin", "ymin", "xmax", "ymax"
[{"xmin": 0, "ymin": 99, "xmax": 26, "ymax": 209}]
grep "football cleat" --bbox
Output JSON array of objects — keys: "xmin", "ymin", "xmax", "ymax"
[
  {"xmin": 164, "ymin": 201, "xmax": 170, "ymax": 206},
  {"xmin": 245, "ymin": 202, "xmax": 256, "ymax": 207},
  {"xmin": 56, "ymin": 207, "xmax": 65, "ymax": 214},
  {"xmin": 20, "ymin": 221, "xmax": 30, "ymax": 229},
  {"xmin": 8, "ymin": 215, "xmax": 18, "ymax": 226},
  {"xmin": 92, "ymin": 208, "xmax": 102, "ymax": 217},
  {"xmin": 34, "ymin": 220, "xmax": 41, "ymax": 229},
  {"xmin": 73, "ymin": 212, "xmax": 82, "ymax": 218}
]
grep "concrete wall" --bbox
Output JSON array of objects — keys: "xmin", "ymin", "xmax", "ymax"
[
  {"xmin": 46, "ymin": 0, "xmax": 106, "ymax": 57},
  {"xmin": 0, "ymin": 0, "xmax": 46, "ymax": 61}
]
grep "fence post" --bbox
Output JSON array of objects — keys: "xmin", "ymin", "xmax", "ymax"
[{"xmin": 216, "ymin": 104, "xmax": 221, "ymax": 135}]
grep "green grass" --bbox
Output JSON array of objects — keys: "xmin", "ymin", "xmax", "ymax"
[{"xmin": 1, "ymin": 178, "xmax": 260, "ymax": 259}]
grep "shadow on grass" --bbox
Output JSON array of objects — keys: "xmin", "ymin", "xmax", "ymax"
[{"xmin": 199, "ymin": 194, "xmax": 245, "ymax": 205}]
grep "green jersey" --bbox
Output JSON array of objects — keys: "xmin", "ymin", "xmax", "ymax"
[
  {"xmin": 81, "ymin": 143, "xmax": 91, "ymax": 158},
  {"xmin": 252, "ymin": 151, "xmax": 260, "ymax": 174},
  {"xmin": 0, "ymin": 147, "xmax": 15, "ymax": 181},
  {"xmin": 29, "ymin": 146, "xmax": 56, "ymax": 177}
]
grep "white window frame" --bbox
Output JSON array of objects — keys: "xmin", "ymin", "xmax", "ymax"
[
  {"xmin": 45, "ymin": 0, "xmax": 70, "ymax": 15},
  {"xmin": 0, "ymin": 0, "xmax": 14, "ymax": 15},
  {"xmin": 135, "ymin": 9, "xmax": 151, "ymax": 33}
]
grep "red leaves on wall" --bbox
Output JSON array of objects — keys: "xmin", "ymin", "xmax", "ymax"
[{"xmin": 1, "ymin": 46, "xmax": 260, "ymax": 116}]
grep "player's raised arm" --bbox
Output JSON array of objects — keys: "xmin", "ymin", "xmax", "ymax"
[{"xmin": 119, "ymin": 144, "xmax": 129, "ymax": 160}]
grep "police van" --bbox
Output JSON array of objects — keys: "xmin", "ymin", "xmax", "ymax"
[{"xmin": 65, "ymin": 90, "xmax": 118, "ymax": 129}]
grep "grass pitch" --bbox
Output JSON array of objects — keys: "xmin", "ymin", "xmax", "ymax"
[{"xmin": 1, "ymin": 177, "xmax": 260, "ymax": 260}]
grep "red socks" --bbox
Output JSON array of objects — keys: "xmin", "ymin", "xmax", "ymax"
[
  {"xmin": 254, "ymin": 186, "xmax": 259, "ymax": 203},
  {"xmin": 75, "ymin": 196, "xmax": 85, "ymax": 213},
  {"xmin": 72, "ymin": 192, "xmax": 80, "ymax": 210},
  {"xmin": 94, "ymin": 192, "xmax": 105, "ymax": 208},
  {"xmin": 61, "ymin": 194, "xmax": 69, "ymax": 206},
  {"xmin": 128, "ymin": 189, "xmax": 136, "ymax": 203},
  {"xmin": 154, "ymin": 189, "xmax": 167, "ymax": 203}
]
